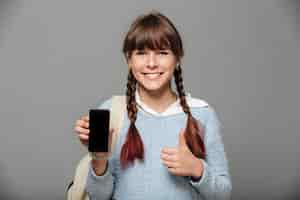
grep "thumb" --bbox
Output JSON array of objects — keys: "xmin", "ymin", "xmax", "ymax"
[
  {"xmin": 108, "ymin": 128, "xmax": 115, "ymax": 152},
  {"xmin": 178, "ymin": 128, "xmax": 187, "ymax": 147}
]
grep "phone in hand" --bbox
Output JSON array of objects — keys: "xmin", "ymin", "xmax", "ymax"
[{"xmin": 88, "ymin": 109, "xmax": 110, "ymax": 152}]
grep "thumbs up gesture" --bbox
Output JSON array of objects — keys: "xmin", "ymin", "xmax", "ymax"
[{"xmin": 160, "ymin": 128, "xmax": 204, "ymax": 178}]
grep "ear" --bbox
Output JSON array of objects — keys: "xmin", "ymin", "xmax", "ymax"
[{"xmin": 125, "ymin": 64, "xmax": 131, "ymax": 72}]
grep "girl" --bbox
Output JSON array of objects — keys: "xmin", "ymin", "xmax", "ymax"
[{"xmin": 74, "ymin": 11, "xmax": 232, "ymax": 200}]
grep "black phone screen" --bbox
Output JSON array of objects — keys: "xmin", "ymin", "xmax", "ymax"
[{"xmin": 88, "ymin": 109, "xmax": 110, "ymax": 152}]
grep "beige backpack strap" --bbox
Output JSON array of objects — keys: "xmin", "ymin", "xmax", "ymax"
[
  {"xmin": 68, "ymin": 154, "xmax": 92, "ymax": 200},
  {"xmin": 67, "ymin": 95, "xmax": 126, "ymax": 200},
  {"xmin": 110, "ymin": 95, "xmax": 126, "ymax": 154}
]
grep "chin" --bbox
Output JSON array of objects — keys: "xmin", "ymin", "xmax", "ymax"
[{"xmin": 139, "ymin": 83, "xmax": 167, "ymax": 93}]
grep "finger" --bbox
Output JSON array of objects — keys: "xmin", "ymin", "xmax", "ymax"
[
  {"xmin": 74, "ymin": 126, "xmax": 90, "ymax": 135},
  {"xmin": 79, "ymin": 136, "xmax": 88, "ymax": 146},
  {"xmin": 161, "ymin": 147, "xmax": 178, "ymax": 155},
  {"xmin": 76, "ymin": 120, "xmax": 89, "ymax": 129},
  {"xmin": 162, "ymin": 159, "xmax": 179, "ymax": 168},
  {"xmin": 160, "ymin": 152, "xmax": 177, "ymax": 162},
  {"xmin": 81, "ymin": 115, "xmax": 89, "ymax": 122},
  {"xmin": 78, "ymin": 133, "xmax": 89, "ymax": 141}
]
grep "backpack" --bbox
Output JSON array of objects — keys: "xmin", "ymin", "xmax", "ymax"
[{"xmin": 66, "ymin": 96, "xmax": 126, "ymax": 200}]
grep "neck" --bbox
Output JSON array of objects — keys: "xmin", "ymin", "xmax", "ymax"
[{"xmin": 137, "ymin": 85, "xmax": 177, "ymax": 113}]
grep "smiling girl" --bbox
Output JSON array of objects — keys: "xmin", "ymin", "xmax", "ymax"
[{"xmin": 74, "ymin": 11, "xmax": 232, "ymax": 200}]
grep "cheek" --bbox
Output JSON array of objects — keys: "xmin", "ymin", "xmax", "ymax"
[
  {"xmin": 161, "ymin": 59, "xmax": 176, "ymax": 70},
  {"xmin": 130, "ymin": 65, "xmax": 142, "ymax": 75},
  {"xmin": 130, "ymin": 60, "xmax": 143, "ymax": 71},
  {"xmin": 131, "ymin": 68, "xmax": 143, "ymax": 81}
]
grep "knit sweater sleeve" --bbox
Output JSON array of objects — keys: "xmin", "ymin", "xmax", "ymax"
[
  {"xmin": 189, "ymin": 106, "xmax": 232, "ymax": 200},
  {"xmin": 85, "ymin": 161, "xmax": 114, "ymax": 200}
]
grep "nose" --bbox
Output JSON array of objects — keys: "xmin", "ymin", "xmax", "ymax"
[{"xmin": 146, "ymin": 52, "xmax": 158, "ymax": 68}]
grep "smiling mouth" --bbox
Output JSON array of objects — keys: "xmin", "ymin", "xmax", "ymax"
[{"xmin": 142, "ymin": 72, "xmax": 164, "ymax": 79}]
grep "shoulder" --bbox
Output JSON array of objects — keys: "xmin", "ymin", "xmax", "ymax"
[
  {"xmin": 186, "ymin": 93, "xmax": 219, "ymax": 123},
  {"xmin": 186, "ymin": 94, "xmax": 209, "ymax": 109},
  {"xmin": 96, "ymin": 95, "xmax": 126, "ymax": 110},
  {"xmin": 96, "ymin": 96, "xmax": 113, "ymax": 109},
  {"xmin": 186, "ymin": 93, "xmax": 211, "ymax": 111}
]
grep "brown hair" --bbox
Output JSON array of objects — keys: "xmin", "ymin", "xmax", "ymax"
[{"xmin": 121, "ymin": 11, "xmax": 206, "ymax": 169}]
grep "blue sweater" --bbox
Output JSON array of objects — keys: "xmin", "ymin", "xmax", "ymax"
[{"xmin": 86, "ymin": 94, "xmax": 232, "ymax": 200}]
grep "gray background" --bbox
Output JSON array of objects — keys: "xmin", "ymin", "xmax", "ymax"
[{"xmin": 0, "ymin": 0, "xmax": 299, "ymax": 199}]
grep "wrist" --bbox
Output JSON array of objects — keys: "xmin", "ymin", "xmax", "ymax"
[
  {"xmin": 91, "ymin": 159, "xmax": 108, "ymax": 176},
  {"xmin": 191, "ymin": 158, "xmax": 204, "ymax": 179}
]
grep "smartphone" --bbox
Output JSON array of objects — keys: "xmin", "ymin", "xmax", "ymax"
[{"xmin": 88, "ymin": 109, "xmax": 110, "ymax": 152}]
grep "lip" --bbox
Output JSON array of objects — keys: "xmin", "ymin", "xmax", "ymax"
[
  {"xmin": 142, "ymin": 72, "xmax": 164, "ymax": 75},
  {"xmin": 142, "ymin": 72, "xmax": 164, "ymax": 80}
]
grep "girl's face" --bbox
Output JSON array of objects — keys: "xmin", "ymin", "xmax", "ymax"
[{"xmin": 128, "ymin": 48, "xmax": 177, "ymax": 94}]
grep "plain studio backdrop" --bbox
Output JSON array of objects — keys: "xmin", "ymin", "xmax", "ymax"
[{"xmin": 0, "ymin": 0, "xmax": 299, "ymax": 199}]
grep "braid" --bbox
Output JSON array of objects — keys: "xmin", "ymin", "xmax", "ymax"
[
  {"xmin": 126, "ymin": 70, "xmax": 138, "ymax": 122},
  {"xmin": 120, "ymin": 69, "xmax": 144, "ymax": 169},
  {"xmin": 174, "ymin": 65, "xmax": 206, "ymax": 158},
  {"xmin": 174, "ymin": 64, "xmax": 190, "ymax": 114}
]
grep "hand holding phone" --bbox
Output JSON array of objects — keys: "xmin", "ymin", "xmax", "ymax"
[{"xmin": 88, "ymin": 109, "xmax": 110, "ymax": 153}]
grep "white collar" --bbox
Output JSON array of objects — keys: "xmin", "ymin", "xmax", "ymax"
[{"xmin": 135, "ymin": 90, "xmax": 208, "ymax": 117}]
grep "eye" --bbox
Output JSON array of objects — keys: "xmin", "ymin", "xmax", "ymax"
[
  {"xmin": 159, "ymin": 50, "xmax": 169, "ymax": 55},
  {"xmin": 135, "ymin": 51, "xmax": 145, "ymax": 55}
]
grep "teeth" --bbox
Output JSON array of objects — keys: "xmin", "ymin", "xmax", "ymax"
[{"xmin": 144, "ymin": 73, "xmax": 161, "ymax": 79}]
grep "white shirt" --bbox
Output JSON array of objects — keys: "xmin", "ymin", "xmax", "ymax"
[{"xmin": 135, "ymin": 90, "xmax": 209, "ymax": 117}]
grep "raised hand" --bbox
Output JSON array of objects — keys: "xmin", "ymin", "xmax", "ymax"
[{"xmin": 160, "ymin": 128, "xmax": 204, "ymax": 178}]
